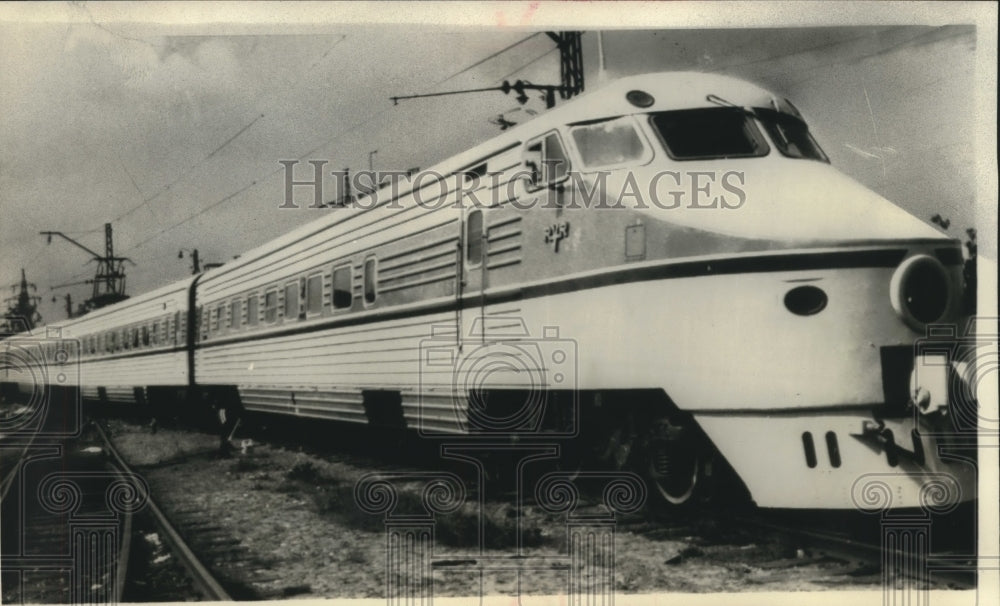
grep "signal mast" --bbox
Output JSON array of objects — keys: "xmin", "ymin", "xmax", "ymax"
[
  {"xmin": 1, "ymin": 269, "xmax": 43, "ymax": 334},
  {"xmin": 41, "ymin": 223, "xmax": 131, "ymax": 316}
]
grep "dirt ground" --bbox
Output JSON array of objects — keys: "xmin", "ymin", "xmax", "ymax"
[{"xmin": 104, "ymin": 417, "xmax": 890, "ymax": 599}]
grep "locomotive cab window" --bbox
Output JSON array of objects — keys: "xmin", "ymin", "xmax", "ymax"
[
  {"xmin": 466, "ymin": 210, "xmax": 484, "ymax": 266},
  {"xmin": 754, "ymin": 108, "xmax": 828, "ymax": 162},
  {"xmin": 523, "ymin": 131, "xmax": 569, "ymax": 190},
  {"xmin": 570, "ymin": 116, "xmax": 650, "ymax": 168},
  {"xmin": 651, "ymin": 107, "xmax": 768, "ymax": 160},
  {"xmin": 332, "ymin": 264, "xmax": 353, "ymax": 310}
]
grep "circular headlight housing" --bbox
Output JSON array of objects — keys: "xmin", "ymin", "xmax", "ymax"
[{"xmin": 890, "ymin": 254, "xmax": 951, "ymax": 330}]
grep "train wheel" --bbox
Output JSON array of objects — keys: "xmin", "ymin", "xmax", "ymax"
[{"xmin": 641, "ymin": 415, "xmax": 701, "ymax": 507}]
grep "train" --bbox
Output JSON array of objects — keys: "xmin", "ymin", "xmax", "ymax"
[{"xmin": 1, "ymin": 71, "xmax": 979, "ymax": 510}]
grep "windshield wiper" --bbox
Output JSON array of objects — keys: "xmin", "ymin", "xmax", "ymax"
[{"xmin": 706, "ymin": 94, "xmax": 757, "ymax": 117}]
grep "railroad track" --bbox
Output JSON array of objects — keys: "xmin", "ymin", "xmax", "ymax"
[
  {"xmin": 93, "ymin": 422, "xmax": 234, "ymax": 601},
  {"xmin": 1, "ymin": 423, "xmax": 135, "ymax": 604},
  {"xmin": 95, "ymin": 412, "xmax": 982, "ymax": 597},
  {"xmin": 730, "ymin": 510, "xmax": 978, "ymax": 590}
]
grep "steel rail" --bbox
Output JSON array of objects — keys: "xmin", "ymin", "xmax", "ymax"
[
  {"xmin": 731, "ymin": 512, "xmax": 977, "ymax": 589},
  {"xmin": 94, "ymin": 422, "xmax": 233, "ymax": 601}
]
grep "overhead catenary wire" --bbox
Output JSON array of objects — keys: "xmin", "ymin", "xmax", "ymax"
[
  {"xmin": 102, "ymin": 36, "xmax": 350, "ymax": 230},
  {"xmin": 116, "ymin": 34, "xmax": 556, "ymax": 258},
  {"xmin": 499, "ymin": 47, "xmax": 558, "ymax": 82},
  {"xmin": 110, "ymin": 112, "xmax": 267, "ymax": 226},
  {"xmin": 432, "ymin": 32, "xmax": 542, "ymax": 86}
]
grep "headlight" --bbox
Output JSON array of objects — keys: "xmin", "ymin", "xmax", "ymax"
[{"xmin": 890, "ymin": 254, "xmax": 951, "ymax": 330}]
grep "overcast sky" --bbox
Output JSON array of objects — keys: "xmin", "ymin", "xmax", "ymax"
[{"xmin": 0, "ymin": 3, "xmax": 995, "ymax": 324}]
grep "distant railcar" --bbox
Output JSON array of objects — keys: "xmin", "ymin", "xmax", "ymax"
[{"xmin": 1, "ymin": 72, "xmax": 978, "ymax": 510}]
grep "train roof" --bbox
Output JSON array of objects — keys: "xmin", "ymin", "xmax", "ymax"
[
  {"xmin": 198, "ymin": 71, "xmax": 798, "ymax": 283},
  {"xmin": 425, "ymin": 71, "xmax": 797, "ymax": 176},
  {"xmin": 525, "ymin": 71, "xmax": 792, "ymax": 125},
  {"xmin": 0, "ymin": 276, "xmax": 198, "ymax": 342}
]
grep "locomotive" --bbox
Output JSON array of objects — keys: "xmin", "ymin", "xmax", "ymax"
[{"xmin": 1, "ymin": 72, "xmax": 978, "ymax": 510}]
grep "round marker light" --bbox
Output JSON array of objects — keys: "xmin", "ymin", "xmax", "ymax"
[
  {"xmin": 784, "ymin": 285, "xmax": 828, "ymax": 316},
  {"xmin": 626, "ymin": 90, "xmax": 655, "ymax": 108},
  {"xmin": 890, "ymin": 254, "xmax": 951, "ymax": 330}
]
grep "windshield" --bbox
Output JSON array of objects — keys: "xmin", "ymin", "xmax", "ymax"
[
  {"xmin": 650, "ymin": 108, "xmax": 769, "ymax": 160},
  {"xmin": 754, "ymin": 109, "xmax": 828, "ymax": 162},
  {"xmin": 570, "ymin": 117, "xmax": 649, "ymax": 168}
]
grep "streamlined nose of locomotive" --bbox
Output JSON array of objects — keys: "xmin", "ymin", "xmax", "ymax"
[{"xmin": 633, "ymin": 160, "xmax": 947, "ymax": 245}]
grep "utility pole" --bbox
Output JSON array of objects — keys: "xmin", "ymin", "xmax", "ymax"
[
  {"xmin": 546, "ymin": 31, "xmax": 584, "ymax": 100},
  {"xmin": 178, "ymin": 248, "xmax": 201, "ymax": 275},
  {"xmin": 51, "ymin": 293, "xmax": 74, "ymax": 319},
  {"xmin": 321, "ymin": 168, "xmax": 353, "ymax": 208},
  {"xmin": 41, "ymin": 222, "xmax": 131, "ymax": 313},
  {"xmin": 2, "ymin": 269, "xmax": 43, "ymax": 333}
]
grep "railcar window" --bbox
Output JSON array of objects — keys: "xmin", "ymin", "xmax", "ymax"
[
  {"xmin": 754, "ymin": 109, "xmax": 828, "ymax": 162},
  {"xmin": 264, "ymin": 290, "xmax": 278, "ymax": 323},
  {"xmin": 332, "ymin": 264, "xmax": 353, "ymax": 310},
  {"xmin": 141, "ymin": 326, "xmax": 149, "ymax": 346},
  {"xmin": 283, "ymin": 282, "xmax": 299, "ymax": 320},
  {"xmin": 650, "ymin": 108, "xmax": 768, "ymax": 160},
  {"xmin": 363, "ymin": 258, "xmax": 377, "ymax": 305},
  {"xmin": 215, "ymin": 304, "xmax": 225, "ymax": 332},
  {"xmin": 230, "ymin": 299, "xmax": 242, "ymax": 329},
  {"xmin": 247, "ymin": 295, "xmax": 259, "ymax": 326},
  {"xmin": 466, "ymin": 210, "xmax": 484, "ymax": 266},
  {"xmin": 570, "ymin": 117, "xmax": 648, "ymax": 168},
  {"xmin": 306, "ymin": 274, "xmax": 323, "ymax": 315}
]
